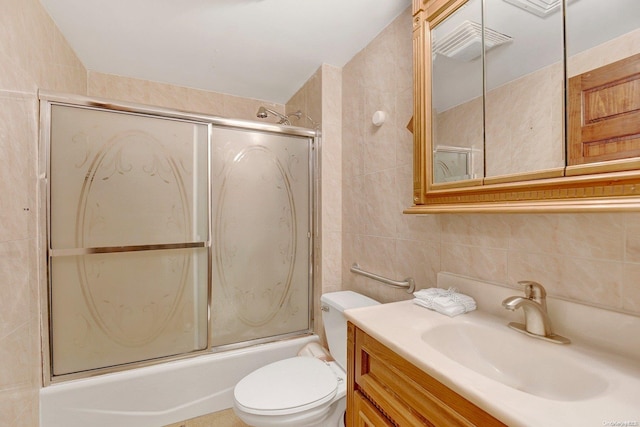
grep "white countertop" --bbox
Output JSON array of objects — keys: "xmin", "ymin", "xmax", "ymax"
[{"xmin": 345, "ymin": 300, "xmax": 640, "ymax": 427}]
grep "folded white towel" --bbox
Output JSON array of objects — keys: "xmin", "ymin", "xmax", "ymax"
[
  {"xmin": 413, "ymin": 288, "xmax": 451, "ymax": 308},
  {"xmin": 412, "ymin": 287, "xmax": 476, "ymax": 317}
]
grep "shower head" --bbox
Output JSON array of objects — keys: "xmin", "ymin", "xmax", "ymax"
[
  {"xmin": 256, "ymin": 106, "xmax": 269, "ymax": 119},
  {"xmin": 256, "ymin": 106, "xmax": 288, "ymax": 124},
  {"xmin": 288, "ymin": 110, "xmax": 303, "ymax": 120},
  {"xmin": 256, "ymin": 107, "xmax": 300, "ymax": 125},
  {"xmin": 255, "ymin": 106, "xmax": 317, "ymax": 129}
]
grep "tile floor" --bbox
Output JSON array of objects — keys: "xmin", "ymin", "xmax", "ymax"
[{"xmin": 164, "ymin": 408, "xmax": 249, "ymax": 427}]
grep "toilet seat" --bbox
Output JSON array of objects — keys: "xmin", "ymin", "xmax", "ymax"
[{"xmin": 234, "ymin": 357, "xmax": 338, "ymax": 416}]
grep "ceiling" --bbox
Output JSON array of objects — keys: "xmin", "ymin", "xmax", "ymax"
[{"xmin": 39, "ymin": 0, "xmax": 411, "ymax": 104}]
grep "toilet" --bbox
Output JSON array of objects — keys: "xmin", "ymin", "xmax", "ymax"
[{"xmin": 233, "ymin": 291, "xmax": 379, "ymax": 427}]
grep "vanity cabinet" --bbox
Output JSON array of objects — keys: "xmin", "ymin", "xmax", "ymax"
[
  {"xmin": 353, "ymin": 391, "xmax": 395, "ymax": 427},
  {"xmin": 346, "ymin": 323, "xmax": 506, "ymax": 427}
]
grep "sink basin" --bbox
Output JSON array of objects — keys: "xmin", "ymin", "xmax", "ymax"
[{"xmin": 421, "ymin": 322, "xmax": 609, "ymax": 401}]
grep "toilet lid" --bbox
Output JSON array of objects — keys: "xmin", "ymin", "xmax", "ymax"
[{"xmin": 234, "ymin": 357, "xmax": 338, "ymax": 415}]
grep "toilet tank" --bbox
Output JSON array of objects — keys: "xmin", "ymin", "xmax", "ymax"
[{"xmin": 321, "ymin": 291, "xmax": 379, "ymax": 370}]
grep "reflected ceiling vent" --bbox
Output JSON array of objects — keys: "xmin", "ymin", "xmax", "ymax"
[
  {"xmin": 503, "ymin": 0, "xmax": 561, "ymax": 17},
  {"xmin": 434, "ymin": 21, "xmax": 512, "ymax": 62}
]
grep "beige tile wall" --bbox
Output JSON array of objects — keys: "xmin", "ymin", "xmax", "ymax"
[
  {"xmin": 285, "ymin": 64, "xmax": 343, "ymax": 340},
  {"xmin": 0, "ymin": 0, "xmax": 87, "ymax": 425},
  {"xmin": 319, "ymin": 64, "xmax": 344, "ymax": 298},
  {"xmin": 434, "ymin": 64, "xmax": 564, "ymax": 176},
  {"xmin": 87, "ymin": 71, "xmax": 284, "ymax": 120},
  {"xmin": 435, "ymin": 62, "xmax": 564, "ymax": 179},
  {"xmin": 0, "ymin": 0, "xmax": 87, "ymax": 96},
  {"xmin": 484, "ymin": 62, "xmax": 564, "ymax": 177},
  {"xmin": 434, "ymin": 96, "xmax": 484, "ymax": 178},
  {"xmin": 342, "ymin": 7, "xmax": 424, "ymax": 304},
  {"xmin": 285, "ymin": 68, "xmax": 322, "ymax": 131},
  {"xmin": 341, "ymin": 6, "xmax": 640, "ymax": 316}
]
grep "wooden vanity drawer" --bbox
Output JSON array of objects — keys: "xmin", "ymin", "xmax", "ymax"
[
  {"xmin": 353, "ymin": 391, "xmax": 395, "ymax": 427},
  {"xmin": 348, "ymin": 324, "xmax": 506, "ymax": 427}
]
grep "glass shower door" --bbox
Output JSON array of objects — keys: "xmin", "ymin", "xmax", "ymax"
[
  {"xmin": 47, "ymin": 104, "xmax": 210, "ymax": 376},
  {"xmin": 211, "ymin": 126, "xmax": 312, "ymax": 347}
]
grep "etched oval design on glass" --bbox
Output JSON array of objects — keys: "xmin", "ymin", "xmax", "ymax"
[
  {"xmin": 75, "ymin": 130, "xmax": 191, "ymax": 347},
  {"xmin": 215, "ymin": 145, "xmax": 297, "ymax": 327}
]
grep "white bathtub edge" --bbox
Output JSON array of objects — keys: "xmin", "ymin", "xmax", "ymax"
[{"xmin": 40, "ymin": 335, "xmax": 320, "ymax": 427}]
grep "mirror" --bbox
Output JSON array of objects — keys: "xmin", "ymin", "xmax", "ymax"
[
  {"xmin": 430, "ymin": 0, "xmax": 565, "ymax": 184},
  {"xmin": 484, "ymin": 0, "xmax": 564, "ymax": 179},
  {"xmin": 566, "ymin": 0, "xmax": 640, "ymax": 170},
  {"xmin": 431, "ymin": 0, "xmax": 483, "ymax": 184},
  {"xmin": 410, "ymin": 0, "xmax": 640, "ymax": 211}
]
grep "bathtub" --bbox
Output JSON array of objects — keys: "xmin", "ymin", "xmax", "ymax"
[{"xmin": 40, "ymin": 335, "xmax": 319, "ymax": 427}]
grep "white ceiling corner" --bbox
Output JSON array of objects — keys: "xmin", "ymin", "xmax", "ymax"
[{"xmin": 39, "ymin": 0, "xmax": 412, "ymax": 104}]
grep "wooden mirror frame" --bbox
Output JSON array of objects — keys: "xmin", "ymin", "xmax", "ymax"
[{"xmin": 407, "ymin": 0, "xmax": 640, "ymax": 213}]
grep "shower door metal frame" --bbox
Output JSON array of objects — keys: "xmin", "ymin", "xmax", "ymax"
[{"xmin": 38, "ymin": 91, "xmax": 318, "ymax": 384}]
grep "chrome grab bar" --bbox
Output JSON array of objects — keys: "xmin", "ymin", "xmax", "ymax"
[{"xmin": 350, "ymin": 263, "xmax": 415, "ymax": 293}]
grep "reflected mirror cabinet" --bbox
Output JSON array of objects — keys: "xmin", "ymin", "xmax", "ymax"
[{"xmin": 407, "ymin": 0, "xmax": 640, "ymax": 212}]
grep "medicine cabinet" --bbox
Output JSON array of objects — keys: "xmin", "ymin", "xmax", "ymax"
[{"xmin": 408, "ymin": 0, "xmax": 640, "ymax": 213}]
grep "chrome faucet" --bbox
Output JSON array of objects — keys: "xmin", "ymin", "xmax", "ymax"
[{"xmin": 502, "ymin": 281, "xmax": 570, "ymax": 344}]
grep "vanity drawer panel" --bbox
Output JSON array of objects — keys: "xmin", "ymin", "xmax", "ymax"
[
  {"xmin": 354, "ymin": 391, "xmax": 396, "ymax": 427},
  {"xmin": 356, "ymin": 366, "xmax": 433, "ymax": 426},
  {"xmin": 353, "ymin": 326, "xmax": 506, "ymax": 427}
]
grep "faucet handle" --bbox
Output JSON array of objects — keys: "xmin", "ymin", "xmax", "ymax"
[{"xmin": 517, "ymin": 281, "xmax": 547, "ymax": 305}]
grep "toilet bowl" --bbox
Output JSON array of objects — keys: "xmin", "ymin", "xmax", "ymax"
[{"xmin": 233, "ymin": 291, "xmax": 379, "ymax": 427}]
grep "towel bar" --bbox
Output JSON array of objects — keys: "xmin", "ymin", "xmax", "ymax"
[{"xmin": 350, "ymin": 263, "xmax": 415, "ymax": 293}]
